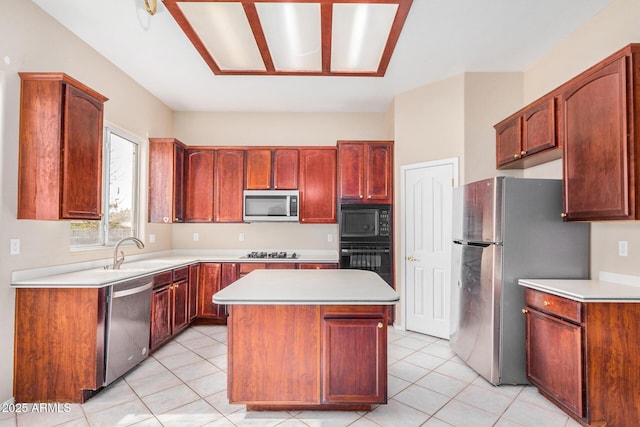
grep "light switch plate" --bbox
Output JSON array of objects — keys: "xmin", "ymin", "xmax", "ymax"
[
  {"xmin": 193, "ymin": 233, "xmax": 199, "ymax": 242},
  {"xmin": 619, "ymin": 240, "xmax": 628, "ymax": 257}
]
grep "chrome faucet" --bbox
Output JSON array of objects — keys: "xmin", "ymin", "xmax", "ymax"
[{"xmin": 112, "ymin": 237, "xmax": 145, "ymax": 269}]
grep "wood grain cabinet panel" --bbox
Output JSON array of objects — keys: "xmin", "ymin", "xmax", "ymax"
[
  {"xmin": 188, "ymin": 264, "xmax": 199, "ymax": 321},
  {"xmin": 14, "ymin": 287, "xmax": 106, "ymax": 403},
  {"xmin": 148, "ymin": 138, "xmax": 186, "ymax": 223},
  {"xmin": 299, "ymin": 148, "xmax": 337, "ymax": 223},
  {"xmin": 214, "ymin": 149, "xmax": 245, "ymax": 222},
  {"xmin": 150, "ymin": 267, "xmax": 191, "ymax": 352},
  {"xmin": 198, "ymin": 262, "xmax": 238, "ymax": 320},
  {"xmin": 185, "ymin": 149, "xmax": 215, "ymax": 222},
  {"xmin": 246, "ymin": 148, "xmax": 299, "ymax": 190},
  {"xmin": 561, "ymin": 49, "xmax": 637, "ymax": 220},
  {"xmin": 338, "ymin": 141, "xmax": 393, "ymax": 204},
  {"xmin": 524, "ymin": 288, "xmax": 640, "ymax": 426},
  {"xmin": 17, "ymin": 73, "xmax": 107, "ymax": 220}
]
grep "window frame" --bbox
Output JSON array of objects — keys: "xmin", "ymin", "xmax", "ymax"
[{"xmin": 70, "ymin": 124, "xmax": 141, "ymax": 249}]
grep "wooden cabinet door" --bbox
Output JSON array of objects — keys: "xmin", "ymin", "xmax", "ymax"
[
  {"xmin": 246, "ymin": 149, "xmax": 272, "ymax": 190},
  {"xmin": 215, "ymin": 149, "xmax": 245, "ymax": 222},
  {"xmin": 299, "ymin": 148, "xmax": 337, "ymax": 223},
  {"xmin": 495, "ymin": 116, "xmax": 522, "ymax": 168},
  {"xmin": 185, "ymin": 149, "xmax": 215, "ymax": 222},
  {"xmin": 198, "ymin": 263, "xmax": 222, "ymax": 318},
  {"xmin": 188, "ymin": 264, "xmax": 199, "ymax": 321},
  {"xmin": 365, "ymin": 143, "xmax": 392, "ymax": 203},
  {"xmin": 298, "ymin": 263, "xmax": 338, "ymax": 269},
  {"xmin": 273, "ymin": 149, "xmax": 299, "ymax": 189},
  {"xmin": 526, "ymin": 309, "xmax": 583, "ymax": 417},
  {"xmin": 150, "ymin": 284, "xmax": 172, "ymax": 351},
  {"xmin": 173, "ymin": 144, "xmax": 185, "ymax": 223},
  {"xmin": 60, "ymin": 84, "xmax": 104, "ymax": 220},
  {"xmin": 322, "ymin": 316, "xmax": 386, "ymax": 403},
  {"xmin": 562, "ymin": 56, "xmax": 631, "ymax": 220},
  {"xmin": 172, "ymin": 279, "xmax": 189, "ymax": 334},
  {"xmin": 148, "ymin": 138, "xmax": 186, "ymax": 223},
  {"xmin": 523, "ymin": 97, "xmax": 557, "ymax": 156},
  {"xmin": 338, "ymin": 143, "xmax": 365, "ymax": 200}
]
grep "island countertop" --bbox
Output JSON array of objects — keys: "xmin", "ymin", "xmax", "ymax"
[{"xmin": 213, "ymin": 269, "xmax": 399, "ymax": 305}]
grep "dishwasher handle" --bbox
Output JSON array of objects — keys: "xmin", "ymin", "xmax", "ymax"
[{"xmin": 112, "ymin": 281, "xmax": 153, "ymax": 299}]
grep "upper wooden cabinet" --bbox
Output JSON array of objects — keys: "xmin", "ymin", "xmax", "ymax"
[
  {"xmin": 338, "ymin": 141, "xmax": 393, "ymax": 204},
  {"xmin": 495, "ymin": 97, "xmax": 561, "ymax": 169},
  {"xmin": 245, "ymin": 148, "xmax": 299, "ymax": 190},
  {"xmin": 299, "ymin": 148, "xmax": 337, "ymax": 223},
  {"xmin": 185, "ymin": 149, "xmax": 215, "ymax": 222},
  {"xmin": 17, "ymin": 73, "xmax": 108, "ymax": 220},
  {"xmin": 215, "ymin": 149, "xmax": 245, "ymax": 222},
  {"xmin": 148, "ymin": 138, "xmax": 186, "ymax": 223},
  {"xmin": 561, "ymin": 45, "xmax": 640, "ymax": 221}
]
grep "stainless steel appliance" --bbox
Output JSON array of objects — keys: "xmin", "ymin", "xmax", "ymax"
[
  {"xmin": 450, "ymin": 177, "xmax": 589, "ymax": 385},
  {"xmin": 104, "ymin": 276, "xmax": 153, "ymax": 385},
  {"xmin": 339, "ymin": 204, "xmax": 393, "ymax": 287},
  {"xmin": 243, "ymin": 190, "xmax": 299, "ymax": 222}
]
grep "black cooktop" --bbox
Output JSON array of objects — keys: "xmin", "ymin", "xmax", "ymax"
[{"xmin": 243, "ymin": 251, "xmax": 298, "ymax": 259}]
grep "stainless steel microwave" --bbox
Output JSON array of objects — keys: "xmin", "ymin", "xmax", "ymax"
[{"xmin": 243, "ymin": 190, "xmax": 299, "ymax": 222}]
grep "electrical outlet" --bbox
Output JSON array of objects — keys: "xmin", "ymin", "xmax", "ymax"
[
  {"xmin": 239, "ymin": 232, "xmax": 245, "ymax": 242},
  {"xmin": 10, "ymin": 239, "xmax": 20, "ymax": 255},
  {"xmin": 327, "ymin": 234, "xmax": 333, "ymax": 242},
  {"xmin": 619, "ymin": 240, "xmax": 628, "ymax": 257},
  {"xmin": 193, "ymin": 233, "xmax": 199, "ymax": 242},
  {"xmin": 149, "ymin": 234, "xmax": 155, "ymax": 243}
]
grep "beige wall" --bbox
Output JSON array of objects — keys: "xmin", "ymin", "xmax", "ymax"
[
  {"xmin": 522, "ymin": 0, "xmax": 640, "ymax": 277},
  {"xmin": 0, "ymin": 2, "xmax": 174, "ymax": 401},
  {"xmin": 171, "ymin": 111, "xmax": 388, "ymax": 251}
]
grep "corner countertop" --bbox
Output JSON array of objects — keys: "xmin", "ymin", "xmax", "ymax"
[
  {"xmin": 518, "ymin": 272, "xmax": 640, "ymax": 302},
  {"xmin": 11, "ymin": 250, "xmax": 338, "ymax": 288},
  {"xmin": 212, "ymin": 269, "xmax": 399, "ymax": 305}
]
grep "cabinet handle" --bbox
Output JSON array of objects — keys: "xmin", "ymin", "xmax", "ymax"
[
  {"xmin": 377, "ymin": 322, "xmax": 383, "ymax": 329},
  {"xmin": 560, "ymin": 212, "xmax": 567, "ymax": 218},
  {"xmin": 520, "ymin": 150, "xmax": 527, "ymax": 156},
  {"xmin": 359, "ymin": 194, "xmax": 363, "ymax": 198},
  {"xmin": 522, "ymin": 308, "xmax": 528, "ymax": 314},
  {"xmin": 543, "ymin": 301, "xmax": 551, "ymax": 306},
  {"xmin": 513, "ymin": 154, "xmax": 520, "ymax": 159},
  {"xmin": 367, "ymin": 195, "xmax": 372, "ymax": 199}
]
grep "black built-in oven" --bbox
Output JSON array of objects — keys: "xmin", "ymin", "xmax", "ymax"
[{"xmin": 339, "ymin": 204, "xmax": 392, "ymax": 287}]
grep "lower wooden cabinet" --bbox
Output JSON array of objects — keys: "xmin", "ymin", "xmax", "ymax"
[
  {"xmin": 188, "ymin": 263, "xmax": 199, "ymax": 321},
  {"xmin": 298, "ymin": 263, "xmax": 339, "ymax": 269},
  {"xmin": 524, "ymin": 288, "xmax": 640, "ymax": 426},
  {"xmin": 150, "ymin": 266, "xmax": 190, "ymax": 352},
  {"xmin": 228, "ymin": 304, "xmax": 388, "ymax": 410},
  {"xmin": 321, "ymin": 306, "xmax": 387, "ymax": 404},
  {"xmin": 198, "ymin": 262, "xmax": 238, "ymax": 320},
  {"xmin": 14, "ymin": 287, "xmax": 107, "ymax": 403}
]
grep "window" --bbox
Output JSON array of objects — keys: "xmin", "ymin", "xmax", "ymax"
[{"xmin": 71, "ymin": 126, "xmax": 140, "ymax": 248}]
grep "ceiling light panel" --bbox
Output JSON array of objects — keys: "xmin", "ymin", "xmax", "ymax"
[
  {"xmin": 164, "ymin": 0, "xmax": 413, "ymax": 76},
  {"xmin": 178, "ymin": 2, "xmax": 266, "ymax": 71},
  {"xmin": 256, "ymin": 2, "xmax": 322, "ymax": 72},
  {"xmin": 331, "ymin": 3, "xmax": 398, "ymax": 73}
]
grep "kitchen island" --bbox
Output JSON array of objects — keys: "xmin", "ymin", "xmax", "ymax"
[{"xmin": 213, "ymin": 269, "xmax": 399, "ymax": 411}]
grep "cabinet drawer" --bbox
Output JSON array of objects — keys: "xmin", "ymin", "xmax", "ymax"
[
  {"xmin": 173, "ymin": 266, "xmax": 189, "ymax": 282},
  {"xmin": 525, "ymin": 289, "xmax": 582, "ymax": 323},
  {"xmin": 153, "ymin": 271, "xmax": 173, "ymax": 288}
]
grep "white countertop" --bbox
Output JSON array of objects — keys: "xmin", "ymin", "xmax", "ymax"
[
  {"xmin": 519, "ymin": 272, "xmax": 640, "ymax": 302},
  {"xmin": 11, "ymin": 250, "xmax": 338, "ymax": 288},
  {"xmin": 213, "ymin": 269, "xmax": 399, "ymax": 305}
]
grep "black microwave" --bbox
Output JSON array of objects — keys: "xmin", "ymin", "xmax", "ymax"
[{"xmin": 339, "ymin": 204, "xmax": 391, "ymax": 241}]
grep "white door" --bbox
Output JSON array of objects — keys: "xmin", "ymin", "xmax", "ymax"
[{"xmin": 402, "ymin": 158, "xmax": 457, "ymax": 338}]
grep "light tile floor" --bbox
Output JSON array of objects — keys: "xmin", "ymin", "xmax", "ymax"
[{"xmin": 1, "ymin": 325, "xmax": 581, "ymax": 427}]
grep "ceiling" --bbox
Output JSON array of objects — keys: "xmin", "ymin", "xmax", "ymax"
[{"xmin": 32, "ymin": 0, "xmax": 613, "ymax": 113}]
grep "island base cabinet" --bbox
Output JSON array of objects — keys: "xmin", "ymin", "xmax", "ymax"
[{"xmin": 227, "ymin": 304, "xmax": 388, "ymax": 411}]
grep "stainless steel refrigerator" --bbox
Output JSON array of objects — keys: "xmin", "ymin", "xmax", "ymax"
[{"xmin": 449, "ymin": 177, "xmax": 589, "ymax": 385}]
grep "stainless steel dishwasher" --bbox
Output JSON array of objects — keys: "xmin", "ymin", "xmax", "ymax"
[{"xmin": 104, "ymin": 276, "xmax": 153, "ymax": 385}]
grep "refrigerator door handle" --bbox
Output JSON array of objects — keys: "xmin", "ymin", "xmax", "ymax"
[{"xmin": 453, "ymin": 240, "xmax": 492, "ymax": 248}]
